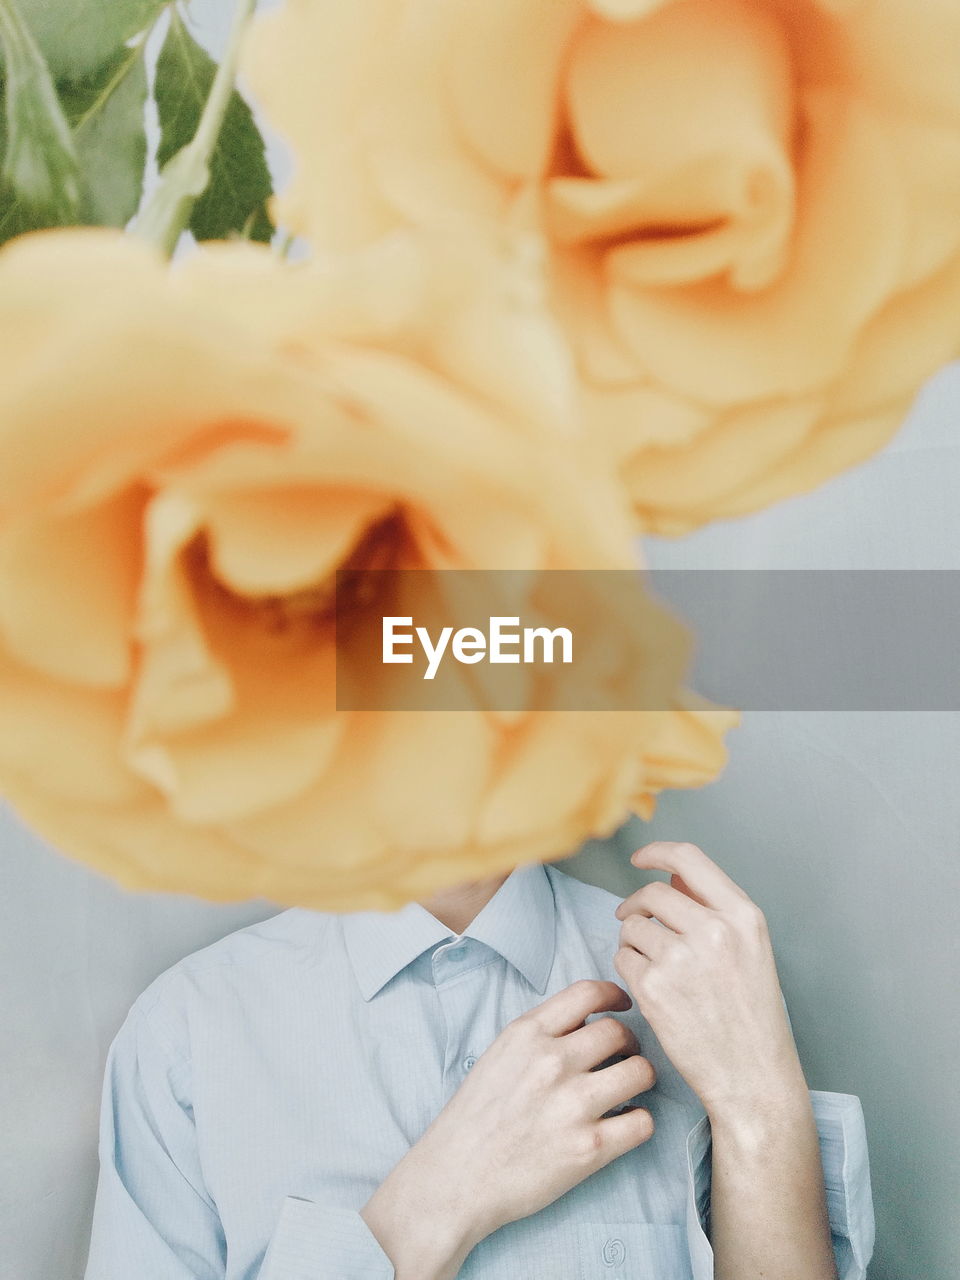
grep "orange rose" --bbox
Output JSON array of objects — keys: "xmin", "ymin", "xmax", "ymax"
[
  {"xmin": 245, "ymin": 0, "xmax": 960, "ymax": 533},
  {"xmin": 0, "ymin": 228, "xmax": 733, "ymax": 911}
]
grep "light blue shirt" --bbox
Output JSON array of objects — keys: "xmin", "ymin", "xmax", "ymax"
[{"xmin": 84, "ymin": 863, "xmax": 874, "ymax": 1279}]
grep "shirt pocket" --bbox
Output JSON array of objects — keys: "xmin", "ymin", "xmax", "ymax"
[{"xmin": 576, "ymin": 1222, "xmax": 692, "ymax": 1280}]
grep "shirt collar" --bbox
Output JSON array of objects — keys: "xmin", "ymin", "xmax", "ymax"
[{"xmin": 341, "ymin": 862, "xmax": 557, "ymax": 1001}]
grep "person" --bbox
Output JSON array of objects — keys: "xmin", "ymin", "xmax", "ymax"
[{"xmin": 83, "ymin": 841, "xmax": 873, "ymax": 1279}]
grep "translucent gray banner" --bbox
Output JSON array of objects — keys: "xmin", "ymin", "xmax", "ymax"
[
  {"xmin": 334, "ymin": 570, "xmax": 960, "ymax": 711},
  {"xmin": 650, "ymin": 569, "xmax": 960, "ymax": 711}
]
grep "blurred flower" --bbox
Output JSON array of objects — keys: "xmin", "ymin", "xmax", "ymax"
[
  {"xmin": 0, "ymin": 228, "xmax": 733, "ymax": 910},
  {"xmin": 245, "ymin": 0, "xmax": 960, "ymax": 533}
]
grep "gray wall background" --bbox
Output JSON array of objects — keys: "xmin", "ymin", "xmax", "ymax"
[{"xmin": 1, "ymin": 3, "xmax": 958, "ymax": 1276}]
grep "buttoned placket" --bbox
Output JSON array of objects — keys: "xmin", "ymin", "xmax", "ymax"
[{"xmin": 430, "ymin": 937, "xmax": 494, "ymax": 1103}]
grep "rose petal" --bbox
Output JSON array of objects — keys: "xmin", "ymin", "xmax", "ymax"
[
  {"xmin": 477, "ymin": 710, "xmax": 641, "ymax": 844},
  {"xmin": 223, "ymin": 718, "xmax": 388, "ymax": 874},
  {"xmin": 841, "ymin": 0, "xmax": 960, "ymax": 127},
  {"xmin": 831, "ymin": 251, "xmax": 960, "ymax": 418},
  {"xmin": 126, "ymin": 492, "xmax": 344, "ymax": 824},
  {"xmin": 563, "ymin": 1, "xmax": 795, "ymax": 289},
  {"xmin": 309, "ymin": 349, "xmax": 554, "ymax": 568},
  {"xmin": 203, "ymin": 487, "xmax": 393, "ymax": 596},
  {"xmin": 0, "ymin": 233, "xmax": 290, "ymax": 519},
  {"xmin": 582, "ymin": 381, "xmax": 712, "ymax": 454},
  {"xmin": 566, "ymin": 3, "xmax": 791, "ymax": 178},
  {"xmin": 607, "ymin": 91, "xmax": 908, "ymax": 404},
  {"xmin": 241, "ymin": 0, "xmax": 400, "ymax": 247},
  {"xmin": 587, "ymin": 0, "xmax": 676, "ymax": 18},
  {"xmin": 444, "ymin": 0, "xmax": 581, "ymax": 178},
  {"xmin": 0, "ymin": 645, "xmax": 148, "ymax": 806},
  {"xmin": 705, "ymin": 396, "xmax": 911, "ymax": 523},
  {"xmin": 367, "ymin": 711, "xmax": 495, "ymax": 850},
  {"xmin": 366, "ymin": 5, "xmax": 508, "ymax": 230},
  {"xmin": 0, "ymin": 765, "xmax": 275, "ymax": 901},
  {"xmin": 635, "ymin": 695, "xmax": 739, "ymax": 794},
  {"xmin": 709, "ymin": 249, "xmax": 960, "ymax": 520},
  {"xmin": 127, "ymin": 490, "xmax": 234, "ymax": 743},
  {"xmin": 127, "ymin": 660, "xmax": 342, "ymax": 827},
  {"xmin": 623, "ymin": 398, "xmax": 822, "ymax": 533},
  {"xmin": 0, "ymin": 487, "xmax": 144, "ymax": 687},
  {"xmin": 550, "ymin": 247, "xmax": 648, "ymax": 384},
  {"xmin": 866, "ymin": 114, "xmax": 960, "ymax": 291}
]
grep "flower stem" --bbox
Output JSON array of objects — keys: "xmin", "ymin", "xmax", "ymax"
[{"xmin": 134, "ymin": 0, "xmax": 257, "ymax": 256}]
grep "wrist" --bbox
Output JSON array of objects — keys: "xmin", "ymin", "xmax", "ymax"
[
  {"xmin": 702, "ymin": 1037, "xmax": 809, "ymax": 1123},
  {"xmin": 706, "ymin": 1073, "xmax": 814, "ymax": 1147},
  {"xmin": 362, "ymin": 1154, "xmax": 486, "ymax": 1280}
]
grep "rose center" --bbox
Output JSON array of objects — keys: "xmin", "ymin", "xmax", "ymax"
[
  {"xmin": 548, "ymin": 0, "xmax": 802, "ymax": 291},
  {"xmin": 182, "ymin": 503, "xmax": 426, "ymax": 644}
]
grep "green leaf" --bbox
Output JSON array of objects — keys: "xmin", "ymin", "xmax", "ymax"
[
  {"xmin": 0, "ymin": 103, "xmax": 33, "ymax": 241},
  {"xmin": 0, "ymin": 0, "xmax": 81, "ymax": 237},
  {"xmin": 9, "ymin": 0, "xmax": 165, "ymax": 80},
  {"xmin": 60, "ymin": 45, "xmax": 148, "ymax": 227},
  {"xmin": 155, "ymin": 11, "xmax": 273, "ymax": 245},
  {"xmin": 0, "ymin": 40, "xmax": 149, "ymax": 246}
]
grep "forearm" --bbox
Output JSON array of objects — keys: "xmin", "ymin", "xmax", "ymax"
[
  {"xmin": 360, "ymin": 1149, "xmax": 483, "ymax": 1280},
  {"xmin": 709, "ymin": 1083, "xmax": 838, "ymax": 1280}
]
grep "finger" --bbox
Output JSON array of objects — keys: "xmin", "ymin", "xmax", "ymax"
[
  {"xmin": 619, "ymin": 913, "xmax": 674, "ymax": 961},
  {"xmin": 529, "ymin": 979, "xmax": 632, "ymax": 1037},
  {"xmin": 593, "ymin": 1106, "xmax": 656, "ymax": 1165},
  {"xmin": 581, "ymin": 1054, "xmax": 657, "ymax": 1119},
  {"xmin": 564, "ymin": 1016, "xmax": 638, "ymax": 1070},
  {"xmin": 670, "ymin": 871, "xmax": 710, "ymax": 907},
  {"xmin": 614, "ymin": 879, "xmax": 708, "ymax": 933},
  {"xmin": 629, "ymin": 841, "xmax": 751, "ymax": 910},
  {"xmin": 614, "ymin": 944, "xmax": 651, "ymax": 991}
]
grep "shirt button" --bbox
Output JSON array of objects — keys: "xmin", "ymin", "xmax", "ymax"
[
  {"xmin": 601, "ymin": 1237, "xmax": 626, "ymax": 1267},
  {"xmin": 462, "ymin": 1055, "xmax": 477, "ymax": 1072}
]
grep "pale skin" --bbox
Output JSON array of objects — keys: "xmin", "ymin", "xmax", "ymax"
[{"xmin": 361, "ymin": 841, "xmax": 838, "ymax": 1280}]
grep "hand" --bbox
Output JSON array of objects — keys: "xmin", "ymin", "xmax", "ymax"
[
  {"xmin": 614, "ymin": 841, "xmax": 808, "ymax": 1126},
  {"xmin": 361, "ymin": 979, "xmax": 656, "ymax": 1280}
]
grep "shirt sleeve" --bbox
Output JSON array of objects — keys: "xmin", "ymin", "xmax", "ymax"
[
  {"xmin": 84, "ymin": 1007, "xmax": 396, "ymax": 1280},
  {"xmin": 683, "ymin": 1090, "xmax": 875, "ymax": 1280},
  {"xmin": 258, "ymin": 1198, "xmax": 395, "ymax": 1280},
  {"xmin": 83, "ymin": 1008, "xmax": 227, "ymax": 1280}
]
